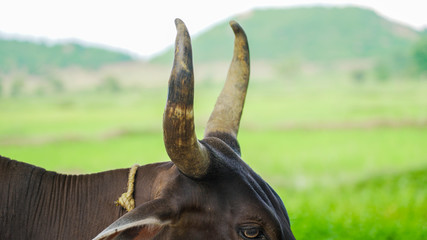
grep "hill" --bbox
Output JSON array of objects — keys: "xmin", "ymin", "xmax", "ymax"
[
  {"xmin": 0, "ymin": 39, "xmax": 133, "ymax": 73},
  {"xmin": 152, "ymin": 7, "xmax": 420, "ymax": 64}
]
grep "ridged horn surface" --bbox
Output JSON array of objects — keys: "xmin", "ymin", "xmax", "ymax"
[
  {"xmin": 163, "ymin": 19, "xmax": 209, "ymax": 179},
  {"xmin": 204, "ymin": 21, "xmax": 250, "ymax": 140}
]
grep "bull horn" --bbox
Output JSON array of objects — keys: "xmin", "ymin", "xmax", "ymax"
[
  {"xmin": 163, "ymin": 18, "xmax": 210, "ymax": 179},
  {"xmin": 204, "ymin": 21, "xmax": 250, "ymax": 142}
]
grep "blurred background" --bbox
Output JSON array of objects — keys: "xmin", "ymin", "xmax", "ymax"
[{"xmin": 0, "ymin": 0, "xmax": 426, "ymax": 239}]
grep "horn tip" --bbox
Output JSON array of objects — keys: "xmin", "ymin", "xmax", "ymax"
[
  {"xmin": 229, "ymin": 20, "xmax": 243, "ymax": 34},
  {"xmin": 174, "ymin": 18, "xmax": 186, "ymax": 30},
  {"xmin": 175, "ymin": 18, "xmax": 183, "ymax": 25}
]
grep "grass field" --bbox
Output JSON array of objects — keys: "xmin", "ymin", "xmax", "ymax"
[{"xmin": 1, "ymin": 78, "xmax": 426, "ymax": 239}]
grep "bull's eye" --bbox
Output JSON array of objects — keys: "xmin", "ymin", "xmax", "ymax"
[
  {"xmin": 239, "ymin": 226, "xmax": 266, "ymax": 240},
  {"xmin": 243, "ymin": 228, "xmax": 259, "ymax": 238}
]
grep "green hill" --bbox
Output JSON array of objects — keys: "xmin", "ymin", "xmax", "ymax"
[
  {"xmin": 0, "ymin": 39, "xmax": 133, "ymax": 73},
  {"xmin": 152, "ymin": 7, "xmax": 419, "ymax": 64}
]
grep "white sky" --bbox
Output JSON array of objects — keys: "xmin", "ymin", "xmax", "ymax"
[{"xmin": 0, "ymin": 0, "xmax": 426, "ymax": 59}]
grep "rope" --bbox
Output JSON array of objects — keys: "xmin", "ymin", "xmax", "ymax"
[{"xmin": 115, "ymin": 164, "xmax": 140, "ymax": 212}]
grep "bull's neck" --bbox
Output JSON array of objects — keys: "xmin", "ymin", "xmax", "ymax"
[{"xmin": 0, "ymin": 157, "xmax": 167, "ymax": 240}]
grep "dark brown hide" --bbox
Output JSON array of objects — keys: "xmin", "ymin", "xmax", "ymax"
[
  {"xmin": 94, "ymin": 139, "xmax": 295, "ymax": 240},
  {"xmin": 0, "ymin": 156, "xmax": 171, "ymax": 240}
]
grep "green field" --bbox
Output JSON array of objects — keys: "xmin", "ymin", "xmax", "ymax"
[{"xmin": 1, "ymin": 78, "xmax": 426, "ymax": 239}]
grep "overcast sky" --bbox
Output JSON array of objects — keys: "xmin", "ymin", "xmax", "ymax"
[{"xmin": 1, "ymin": 0, "xmax": 426, "ymax": 58}]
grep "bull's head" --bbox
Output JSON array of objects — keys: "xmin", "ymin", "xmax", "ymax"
[{"xmin": 94, "ymin": 19, "xmax": 295, "ymax": 240}]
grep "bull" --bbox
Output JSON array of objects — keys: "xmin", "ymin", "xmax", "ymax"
[{"xmin": 0, "ymin": 19, "xmax": 296, "ymax": 240}]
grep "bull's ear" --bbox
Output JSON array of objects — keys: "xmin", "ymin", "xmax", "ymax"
[{"xmin": 92, "ymin": 199, "xmax": 173, "ymax": 240}]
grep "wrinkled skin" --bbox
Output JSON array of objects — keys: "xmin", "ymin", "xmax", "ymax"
[{"xmin": 0, "ymin": 156, "xmax": 131, "ymax": 239}]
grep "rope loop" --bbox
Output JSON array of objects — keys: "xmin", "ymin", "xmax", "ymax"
[{"xmin": 115, "ymin": 164, "xmax": 140, "ymax": 212}]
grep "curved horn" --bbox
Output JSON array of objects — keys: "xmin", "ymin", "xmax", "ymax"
[
  {"xmin": 204, "ymin": 20, "xmax": 250, "ymax": 140},
  {"xmin": 163, "ymin": 19, "xmax": 210, "ymax": 179}
]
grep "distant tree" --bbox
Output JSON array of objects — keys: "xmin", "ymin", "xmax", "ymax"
[
  {"xmin": 351, "ymin": 69, "xmax": 366, "ymax": 83},
  {"xmin": 35, "ymin": 87, "xmax": 46, "ymax": 97},
  {"xmin": 275, "ymin": 58, "xmax": 302, "ymax": 79},
  {"xmin": 373, "ymin": 61, "xmax": 390, "ymax": 81},
  {"xmin": 45, "ymin": 75, "xmax": 65, "ymax": 93},
  {"xmin": 0, "ymin": 77, "xmax": 3, "ymax": 97},
  {"xmin": 11, "ymin": 77, "xmax": 25, "ymax": 97},
  {"xmin": 99, "ymin": 76, "xmax": 121, "ymax": 93},
  {"xmin": 412, "ymin": 37, "xmax": 427, "ymax": 74}
]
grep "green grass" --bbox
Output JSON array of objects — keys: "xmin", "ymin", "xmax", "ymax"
[
  {"xmin": 241, "ymin": 128, "xmax": 427, "ymax": 183},
  {"xmin": 1, "ymin": 79, "xmax": 426, "ymax": 239},
  {"xmin": 283, "ymin": 167, "xmax": 427, "ymax": 239},
  {"xmin": 0, "ymin": 89, "xmax": 166, "ymax": 139},
  {"xmin": 1, "ymin": 133, "xmax": 166, "ymax": 173}
]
